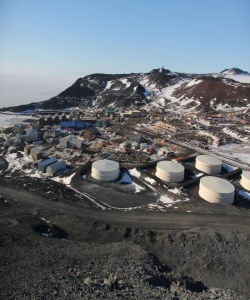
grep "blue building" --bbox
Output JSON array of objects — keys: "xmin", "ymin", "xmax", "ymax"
[{"xmin": 61, "ymin": 121, "xmax": 92, "ymax": 130}]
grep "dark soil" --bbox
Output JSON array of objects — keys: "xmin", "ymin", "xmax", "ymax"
[
  {"xmin": 1, "ymin": 206, "xmax": 249, "ymax": 299},
  {"xmin": 1, "ymin": 178, "xmax": 250, "ymax": 299}
]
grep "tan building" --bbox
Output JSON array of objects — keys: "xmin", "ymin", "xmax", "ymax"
[
  {"xmin": 24, "ymin": 145, "xmax": 32, "ymax": 155},
  {"xmin": 30, "ymin": 147, "xmax": 43, "ymax": 161}
]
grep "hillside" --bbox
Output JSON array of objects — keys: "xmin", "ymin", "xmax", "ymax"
[{"xmin": 1, "ymin": 67, "xmax": 250, "ymax": 113}]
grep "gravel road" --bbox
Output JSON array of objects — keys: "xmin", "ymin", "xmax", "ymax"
[{"xmin": 1, "ymin": 186, "xmax": 250, "ymax": 232}]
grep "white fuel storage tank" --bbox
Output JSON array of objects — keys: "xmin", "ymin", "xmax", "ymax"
[
  {"xmin": 91, "ymin": 160, "xmax": 120, "ymax": 181},
  {"xmin": 156, "ymin": 161, "xmax": 184, "ymax": 182},
  {"xmin": 199, "ymin": 176, "xmax": 235, "ymax": 204},
  {"xmin": 240, "ymin": 171, "xmax": 250, "ymax": 191},
  {"xmin": 195, "ymin": 155, "xmax": 221, "ymax": 174}
]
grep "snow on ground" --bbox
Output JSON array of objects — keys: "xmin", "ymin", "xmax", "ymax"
[
  {"xmin": 120, "ymin": 78, "xmax": 131, "ymax": 88},
  {"xmin": 0, "ymin": 113, "xmax": 19, "ymax": 127},
  {"xmin": 156, "ymin": 81, "xmax": 188, "ymax": 102},
  {"xmin": 0, "ymin": 113, "xmax": 39, "ymax": 127},
  {"xmin": 170, "ymin": 187, "xmax": 181, "ymax": 195},
  {"xmin": 63, "ymin": 172, "xmax": 76, "ymax": 184},
  {"xmin": 52, "ymin": 172, "xmax": 76, "ymax": 184},
  {"xmin": 129, "ymin": 168, "xmax": 141, "ymax": 177},
  {"xmin": 6, "ymin": 151, "xmax": 33, "ymax": 172},
  {"xmin": 154, "ymin": 97, "xmax": 166, "ymax": 106},
  {"xmin": 186, "ymin": 79, "xmax": 203, "ymax": 88},
  {"xmin": 144, "ymin": 176, "xmax": 156, "ymax": 185},
  {"xmin": 156, "ymin": 195, "xmax": 189, "ymax": 209},
  {"xmin": 212, "ymin": 144, "xmax": 250, "ymax": 165},
  {"xmin": 216, "ymin": 103, "xmax": 247, "ymax": 112},
  {"xmin": 139, "ymin": 76, "xmax": 190, "ymax": 108},
  {"xmin": 157, "ymin": 195, "xmax": 181, "ymax": 204},
  {"xmin": 222, "ymin": 127, "xmax": 249, "ymax": 142},
  {"xmin": 224, "ymin": 75, "xmax": 250, "ymax": 84},
  {"xmin": 132, "ymin": 182, "xmax": 145, "ymax": 193},
  {"xmin": 104, "ymin": 80, "xmax": 114, "ymax": 91}
]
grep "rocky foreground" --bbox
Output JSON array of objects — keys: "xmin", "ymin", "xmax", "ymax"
[{"xmin": 1, "ymin": 192, "xmax": 250, "ymax": 299}]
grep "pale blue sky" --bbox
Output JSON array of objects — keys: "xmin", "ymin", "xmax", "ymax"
[{"xmin": 0, "ymin": 0, "xmax": 249, "ymax": 107}]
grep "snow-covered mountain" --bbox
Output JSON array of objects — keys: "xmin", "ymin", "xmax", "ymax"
[
  {"xmin": 1, "ymin": 67, "xmax": 250, "ymax": 113},
  {"xmin": 220, "ymin": 68, "xmax": 250, "ymax": 76}
]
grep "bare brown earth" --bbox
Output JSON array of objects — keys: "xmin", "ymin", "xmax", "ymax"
[
  {"xmin": 147, "ymin": 73, "xmax": 177, "ymax": 88},
  {"xmin": 1, "ymin": 175, "xmax": 250, "ymax": 299},
  {"xmin": 173, "ymin": 76, "xmax": 250, "ymax": 107}
]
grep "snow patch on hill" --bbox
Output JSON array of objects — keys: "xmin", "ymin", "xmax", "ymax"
[
  {"xmin": 224, "ymin": 75, "xmax": 250, "ymax": 84},
  {"xmin": 104, "ymin": 81, "xmax": 114, "ymax": 91},
  {"xmin": 186, "ymin": 79, "xmax": 203, "ymax": 88},
  {"xmin": 120, "ymin": 78, "xmax": 131, "ymax": 88}
]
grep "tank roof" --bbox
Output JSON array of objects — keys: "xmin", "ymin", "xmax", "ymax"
[
  {"xmin": 200, "ymin": 176, "xmax": 234, "ymax": 194},
  {"xmin": 92, "ymin": 160, "xmax": 119, "ymax": 172},
  {"xmin": 157, "ymin": 161, "xmax": 184, "ymax": 174},
  {"xmin": 196, "ymin": 155, "xmax": 221, "ymax": 167}
]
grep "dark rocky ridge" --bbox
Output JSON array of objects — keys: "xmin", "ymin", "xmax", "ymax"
[{"xmin": 0, "ymin": 67, "xmax": 249, "ymax": 112}]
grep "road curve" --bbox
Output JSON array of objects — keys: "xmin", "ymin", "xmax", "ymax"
[{"xmin": 1, "ymin": 186, "xmax": 250, "ymax": 232}]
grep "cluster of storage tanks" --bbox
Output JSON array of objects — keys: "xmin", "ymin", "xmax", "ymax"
[
  {"xmin": 153, "ymin": 155, "xmax": 250, "ymax": 205},
  {"xmin": 90, "ymin": 156, "xmax": 250, "ymax": 206}
]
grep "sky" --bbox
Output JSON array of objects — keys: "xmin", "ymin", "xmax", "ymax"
[{"xmin": 0, "ymin": 0, "xmax": 250, "ymax": 107}]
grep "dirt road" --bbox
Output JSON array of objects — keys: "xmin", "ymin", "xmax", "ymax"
[{"xmin": 1, "ymin": 185, "xmax": 250, "ymax": 232}]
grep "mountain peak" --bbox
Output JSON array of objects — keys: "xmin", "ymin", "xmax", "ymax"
[
  {"xmin": 148, "ymin": 68, "xmax": 171, "ymax": 75},
  {"xmin": 220, "ymin": 68, "xmax": 250, "ymax": 76}
]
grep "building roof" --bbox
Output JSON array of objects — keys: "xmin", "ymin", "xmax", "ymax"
[
  {"xmin": 132, "ymin": 134, "xmax": 142, "ymax": 142},
  {"xmin": 61, "ymin": 121, "xmax": 75, "ymax": 127},
  {"xmin": 61, "ymin": 135, "xmax": 77, "ymax": 141},
  {"xmin": 39, "ymin": 157, "xmax": 57, "ymax": 167},
  {"xmin": 31, "ymin": 147, "xmax": 42, "ymax": 154},
  {"xmin": 47, "ymin": 160, "xmax": 66, "ymax": 172}
]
